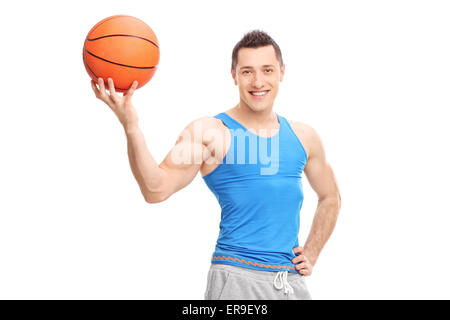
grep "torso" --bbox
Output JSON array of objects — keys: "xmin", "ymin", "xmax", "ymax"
[{"xmin": 199, "ymin": 113, "xmax": 311, "ymax": 177}]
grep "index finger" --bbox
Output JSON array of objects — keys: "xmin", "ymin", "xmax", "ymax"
[
  {"xmin": 107, "ymin": 78, "xmax": 117, "ymax": 96},
  {"xmin": 124, "ymin": 80, "xmax": 139, "ymax": 99},
  {"xmin": 91, "ymin": 80, "xmax": 100, "ymax": 96},
  {"xmin": 293, "ymin": 246, "xmax": 304, "ymax": 254}
]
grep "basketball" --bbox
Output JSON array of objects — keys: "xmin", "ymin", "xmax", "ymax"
[{"xmin": 83, "ymin": 15, "xmax": 160, "ymax": 93}]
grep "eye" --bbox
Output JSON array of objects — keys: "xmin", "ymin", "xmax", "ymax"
[
  {"xmin": 242, "ymin": 70, "xmax": 251, "ymax": 74},
  {"xmin": 265, "ymin": 69, "xmax": 273, "ymax": 73}
]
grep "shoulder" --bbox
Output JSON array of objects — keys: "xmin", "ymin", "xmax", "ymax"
[
  {"xmin": 189, "ymin": 116, "xmax": 226, "ymax": 138},
  {"xmin": 177, "ymin": 116, "xmax": 226, "ymax": 145},
  {"xmin": 285, "ymin": 118, "xmax": 325, "ymax": 160},
  {"xmin": 286, "ymin": 119, "xmax": 316, "ymax": 137}
]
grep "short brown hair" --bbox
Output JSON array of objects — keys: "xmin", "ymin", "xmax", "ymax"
[{"xmin": 231, "ymin": 30, "xmax": 284, "ymax": 72}]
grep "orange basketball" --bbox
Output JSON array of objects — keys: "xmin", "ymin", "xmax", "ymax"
[{"xmin": 83, "ymin": 15, "xmax": 160, "ymax": 93}]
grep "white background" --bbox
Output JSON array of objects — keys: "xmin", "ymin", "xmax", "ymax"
[{"xmin": 1, "ymin": 0, "xmax": 449, "ymax": 299}]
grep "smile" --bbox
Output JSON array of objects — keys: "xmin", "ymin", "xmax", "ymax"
[{"xmin": 249, "ymin": 90, "xmax": 270, "ymax": 98}]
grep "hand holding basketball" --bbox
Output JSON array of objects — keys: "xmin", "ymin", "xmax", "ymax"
[
  {"xmin": 84, "ymin": 15, "xmax": 160, "ymax": 130},
  {"xmin": 91, "ymin": 77, "xmax": 139, "ymax": 130},
  {"xmin": 83, "ymin": 15, "xmax": 160, "ymax": 93}
]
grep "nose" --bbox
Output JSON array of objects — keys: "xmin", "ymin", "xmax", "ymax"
[{"xmin": 252, "ymin": 70, "xmax": 264, "ymax": 88}]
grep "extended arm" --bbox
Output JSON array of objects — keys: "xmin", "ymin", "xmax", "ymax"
[
  {"xmin": 91, "ymin": 77, "xmax": 207, "ymax": 204},
  {"xmin": 126, "ymin": 118, "xmax": 207, "ymax": 203}
]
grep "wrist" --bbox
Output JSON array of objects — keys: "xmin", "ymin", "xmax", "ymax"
[
  {"xmin": 124, "ymin": 123, "xmax": 140, "ymax": 134},
  {"xmin": 303, "ymin": 247, "xmax": 319, "ymax": 266}
]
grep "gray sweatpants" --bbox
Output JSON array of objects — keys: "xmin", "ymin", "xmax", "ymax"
[{"xmin": 204, "ymin": 264, "xmax": 312, "ymax": 300}]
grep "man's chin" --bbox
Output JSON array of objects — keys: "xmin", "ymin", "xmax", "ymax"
[
  {"xmin": 249, "ymin": 102, "xmax": 271, "ymax": 111},
  {"xmin": 239, "ymin": 98, "xmax": 272, "ymax": 112}
]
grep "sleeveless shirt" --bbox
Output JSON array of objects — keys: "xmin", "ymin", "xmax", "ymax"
[{"xmin": 202, "ymin": 112, "xmax": 308, "ymax": 273}]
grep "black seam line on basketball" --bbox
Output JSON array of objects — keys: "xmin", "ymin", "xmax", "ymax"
[
  {"xmin": 82, "ymin": 52, "xmax": 98, "ymax": 77},
  {"xmin": 83, "ymin": 54, "xmax": 128, "ymax": 91},
  {"xmin": 83, "ymin": 48, "xmax": 156, "ymax": 69},
  {"xmin": 86, "ymin": 34, "xmax": 159, "ymax": 48}
]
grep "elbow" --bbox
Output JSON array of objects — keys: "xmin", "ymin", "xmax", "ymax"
[
  {"xmin": 332, "ymin": 192, "xmax": 341, "ymax": 209},
  {"xmin": 335, "ymin": 191, "xmax": 342, "ymax": 208},
  {"xmin": 145, "ymin": 197, "xmax": 163, "ymax": 204},
  {"xmin": 144, "ymin": 191, "xmax": 169, "ymax": 204},
  {"xmin": 334, "ymin": 193, "xmax": 342, "ymax": 209},
  {"xmin": 319, "ymin": 192, "xmax": 341, "ymax": 209}
]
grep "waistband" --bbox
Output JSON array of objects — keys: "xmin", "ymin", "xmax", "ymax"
[
  {"xmin": 210, "ymin": 263, "xmax": 303, "ymax": 282},
  {"xmin": 210, "ymin": 263, "xmax": 298, "ymax": 295}
]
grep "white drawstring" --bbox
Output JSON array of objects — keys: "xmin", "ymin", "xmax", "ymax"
[{"xmin": 273, "ymin": 271, "xmax": 294, "ymax": 295}]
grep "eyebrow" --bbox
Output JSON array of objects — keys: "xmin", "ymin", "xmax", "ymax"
[{"xmin": 240, "ymin": 65, "xmax": 275, "ymax": 69}]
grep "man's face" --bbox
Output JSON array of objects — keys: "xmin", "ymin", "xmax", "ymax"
[{"xmin": 231, "ymin": 45, "xmax": 285, "ymax": 112}]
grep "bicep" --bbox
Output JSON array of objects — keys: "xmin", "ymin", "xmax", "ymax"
[
  {"xmin": 303, "ymin": 128, "xmax": 340, "ymax": 201},
  {"xmin": 158, "ymin": 120, "xmax": 206, "ymax": 198}
]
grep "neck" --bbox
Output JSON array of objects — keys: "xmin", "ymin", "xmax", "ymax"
[{"xmin": 230, "ymin": 101, "xmax": 277, "ymax": 129}]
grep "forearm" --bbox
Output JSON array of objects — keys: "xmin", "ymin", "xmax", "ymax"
[
  {"xmin": 303, "ymin": 195, "xmax": 341, "ymax": 266},
  {"xmin": 124, "ymin": 126, "xmax": 166, "ymax": 202}
]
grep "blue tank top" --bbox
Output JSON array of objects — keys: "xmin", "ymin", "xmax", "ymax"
[{"xmin": 202, "ymin": 112, "xmax": 308, "ymax": 273}]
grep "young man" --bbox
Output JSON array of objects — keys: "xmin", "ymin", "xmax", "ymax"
[{"xmin": 90, "ymin": 30, "xmax": 341, "ymax": 300}]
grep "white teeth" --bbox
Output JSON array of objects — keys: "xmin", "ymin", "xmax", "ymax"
[{"xmin": 251, "ymin": 91, "xmax": 268, "ymax": 96}]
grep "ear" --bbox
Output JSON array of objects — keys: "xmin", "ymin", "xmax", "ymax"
[
  {"xmin": 231, "ymin": 68, "xmax": 238, "ymax": 85},
  {"xmin": 280, "ymin": 64, "xmax": 285, "ymax": 82}
]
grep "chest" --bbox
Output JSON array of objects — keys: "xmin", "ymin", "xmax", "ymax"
[{"xmin": 200, "ymin": 119, "xmax": 310, "ymax": 177}]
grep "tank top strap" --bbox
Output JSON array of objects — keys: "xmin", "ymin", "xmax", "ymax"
[
  {"xmin": 213, "ymin": 112, "xmax": 247, "ymax": 131},
  {"xmin": 277, "ymin": 114, "xmax": 296, "ymax": 139},
  {"xmin": 276, "ymin": 113, "xmax": 287, "ymax": 128}
]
